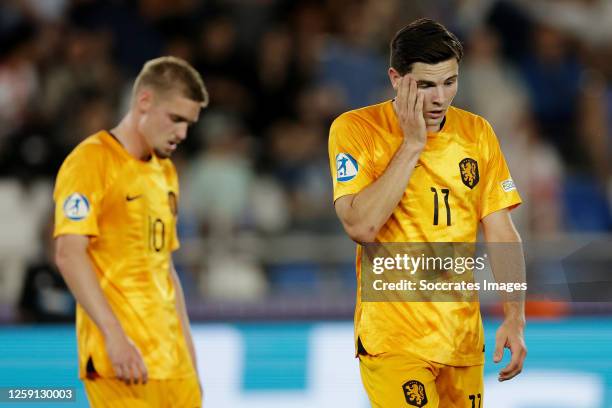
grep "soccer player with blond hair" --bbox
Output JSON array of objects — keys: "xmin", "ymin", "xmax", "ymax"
[{"xmin": 54, "ymin": 56, "xmax": 208, "ymax": 407}]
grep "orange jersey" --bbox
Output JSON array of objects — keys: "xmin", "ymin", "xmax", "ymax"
[
  {"xmin": 54, "ymin": 131, "xmax": 194, "ymax": 379},
  {"xmin": 329, "ymin": 101, "xmax": 521, "ymax": 366}
]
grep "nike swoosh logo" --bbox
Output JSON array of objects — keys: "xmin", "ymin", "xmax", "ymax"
[{"xmin": 126, "ymin": 194, "xmax": 142, "ymax": 201}]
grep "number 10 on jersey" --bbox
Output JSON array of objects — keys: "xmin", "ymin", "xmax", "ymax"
[{"xmin": 148, "ymin": 216, "xmax": 166, "ymax": 252}]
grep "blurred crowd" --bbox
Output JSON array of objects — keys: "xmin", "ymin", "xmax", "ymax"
[{"xmin": 0, "ymin": 0, "xmax": 610, "ymax": 321}]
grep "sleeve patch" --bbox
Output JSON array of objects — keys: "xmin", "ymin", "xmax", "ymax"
[
  {"xmin": 336, "ymin": 153, "xmax": 359, "ymax": 182},
  {"xmin": 501, "ymin": 178, "xmax": 516, "ymax": 192},
  {"xmin": 63, "ymin": 193, "xmax": 91, "ymax": 220}
]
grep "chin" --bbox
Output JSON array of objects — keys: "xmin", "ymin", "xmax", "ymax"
[
  {"xmin": 154, "ymin": 148, "xmax": 171, "ymax": 159},
  {"xmin": 426, "ymin": 118, "xmax": 443, "ymax": 129}
]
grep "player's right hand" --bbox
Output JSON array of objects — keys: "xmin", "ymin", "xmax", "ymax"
[
  {"xmin": 395, "ymin": 75, "xmax": 427, "ymax": 150},
  {"xmin": 105, "ymin": 331, "xmax": 149, "ymax": 385}
]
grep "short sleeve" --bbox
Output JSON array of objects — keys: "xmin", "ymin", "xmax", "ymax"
[
  {"xmin": 328, "ymin": 113, "xmax": 376, "ymax": 202},
  {"xmin": 479, "ymin": 120, "xmax": 522, "ymax": 219},
  {"xmin": 53, "ymin": 145, "xmax": 105, "ymax": 238}
]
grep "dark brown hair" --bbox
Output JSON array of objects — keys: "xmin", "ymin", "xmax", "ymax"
[{"xmin": 390, "ymin": 18, "xmax": 463, "ymax": 75}]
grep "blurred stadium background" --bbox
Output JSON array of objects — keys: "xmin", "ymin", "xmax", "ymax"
[{"xmin": 0, "ymin": 0, "xmax": 611, "ymax": 407}]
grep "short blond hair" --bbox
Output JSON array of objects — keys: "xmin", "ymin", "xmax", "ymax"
[{"xmin": 133, "ymin": 56, "xmax": 209, "ymax": 107}]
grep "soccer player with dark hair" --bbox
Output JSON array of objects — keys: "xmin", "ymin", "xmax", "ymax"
[
  {"xmin": 54, "ymin": 56, "xmax": 208, "ymax": 407},
  {"xmin": 329, "ymin": 19, "xmax": 526, "ymax": 407}
]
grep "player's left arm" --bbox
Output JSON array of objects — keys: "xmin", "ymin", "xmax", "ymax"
[
  {"xmin": 481, "ymin": 208, "xmax": 527, "ymax": 382},
  {"xmin": 169, "ymin": 259, "xmax": 199, "ymax": 377}
]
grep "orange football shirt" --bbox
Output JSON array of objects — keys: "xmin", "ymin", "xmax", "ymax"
[
  {"xmin": 54, "ymin": 131, "xmax": 194, "ymax": 379},
  {"xmin": 329, "ymin": 101, "xmax": 522, "ymax": 366}
]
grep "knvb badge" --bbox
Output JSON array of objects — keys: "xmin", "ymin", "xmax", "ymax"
[
  {"xmin": 336, "ymin": 153, "xmax": 358, "ymax": 182},
  {"xmin": 459, "ymin": 158, "xmax": 479, "ymax": 189},
  {"xmin": 403, "ymin": 380, "xmax": 428, "ymax": 407}
]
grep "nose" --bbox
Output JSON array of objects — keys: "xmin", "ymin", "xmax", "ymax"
[
  {"xmin": 431, "ymin": 86, "xmax": 444, "ymax": 106},
  {"xmin": 176, "ymin": 123, "xmax": 188, "ymax": 141}
]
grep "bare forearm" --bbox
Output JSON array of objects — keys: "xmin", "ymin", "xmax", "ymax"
[
  {"xmin": 56, "ymin": 251, "xmax": 123, "ymax": 338},
  {"xmin": 503, "ymin": 302, "xmax": 526, "ymax": 323},
  {"xmin": 483, "ymin": 217, "xmax": 526, "ymax": 321},
  {"xmin": 343, "ymin": 143, "xmax": 422, "ymax": 241},
  {"xmin": 336, "ymin": 77, "xmax": 428, "ymax": 243}
]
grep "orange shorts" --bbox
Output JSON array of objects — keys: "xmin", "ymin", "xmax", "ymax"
[
  {"xmin": 83, "ymin": 375, "xmax": 201, "ymax": 408},
  {"xmin": 359, "ymin": 350, "xmax": 483, "ymax": 407}
]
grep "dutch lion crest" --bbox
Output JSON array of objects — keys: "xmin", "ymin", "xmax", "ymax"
[
  {"xmin": 459, "ymin": 158, "xmax": 479, "ymax": 189},
  {"xmin": 403, "ymin": 380, "xmax": 428, "ymax": 407}
]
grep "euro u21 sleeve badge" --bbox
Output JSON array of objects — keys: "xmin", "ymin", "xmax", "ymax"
[
  {"xmin": 336, "ymin": 153, "xmax": 358, "ymax": 182},
  {"xmin": 168, "ymin": 191, "xmax": 178, "ymax": 216},
  {"xmin": 459, "ymin": 158, "xmax": 479, "ymax": 189},
  {"xmin": 403, "ymin": 380, "xmax": 428, "ymax": 407},
  {"xmin": 63, "ymin": 193, "xmax": 90, "ymax": 221}
]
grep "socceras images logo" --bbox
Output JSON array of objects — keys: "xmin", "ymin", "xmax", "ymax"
[
  {"xmin": 336, "ymin": 153, "xmax": 358, "ymax": 182},
  {"xmin": 403, "ymin": 380, "xmax": 428, "ymax": 407},
  {"xmin": 63, "ymin": 193, "xmax": 90, "ymax": 221}
]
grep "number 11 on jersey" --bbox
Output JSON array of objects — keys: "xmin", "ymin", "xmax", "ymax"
[{"xmin": 430, "ymin": 187, "xmax": 451, "ymax": 226}]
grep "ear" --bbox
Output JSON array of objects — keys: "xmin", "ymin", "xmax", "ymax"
[
  {"xmin": 135, "ymin": 88, "xmax": 154, "ymax": 113},
  {"xmin": 388, "ymin": 68, "xmax": 402, "ymax": 91}
]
